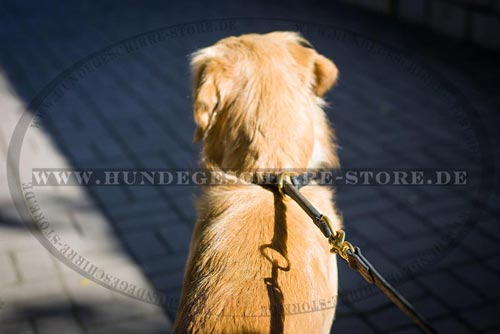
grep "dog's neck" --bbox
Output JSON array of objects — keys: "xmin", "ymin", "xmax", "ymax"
[{"xmin": 200, "ymin": 92, "xmax": 338, "ymax": 173}]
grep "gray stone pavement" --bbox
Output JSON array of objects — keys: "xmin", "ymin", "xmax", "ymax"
[{"xmin": 1, "ymin": 1, "xmax": 500, "ymax": 333}]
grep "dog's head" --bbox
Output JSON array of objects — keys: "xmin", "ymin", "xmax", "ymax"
[{"xmin": 190, "ymin": 31, "xmax": 339, "ymax": 171}]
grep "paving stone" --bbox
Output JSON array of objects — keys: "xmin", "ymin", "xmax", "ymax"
[
  {"xmin": 61, "ymin": 269, "xmax": 115, "ymax": 306},
  {"xmin": 368, "ymin": 303, "xmax": 415, "ymax": 332},
  {"xmin": 452, "ymin": 263, "xmax": 500, "ymax": 300},
  {"xmin": 461, "ymin": 229, "xmax": 500, "ymax": 257},
  {"xmin": 71, "ymin": 209, "xmax": 115, "ymax": 238},
  {"xmin": 141, "ymin": 253, "xmax": 189, "ymax": 275},
  {"xmin": 418, "ymin": 272, "xmax": 482, "ymax": 309},
  {"xmin": 123, "ymin": 231, "xmax": 168, "ymax": 260},
  {"xmin": 0, "ymin": 321, "xmax": 35, "ymax": 334},
  {"xmin": 383, "ymin": 326, "xmax": 421, "ymax": 334},
  {"xmin": 346, "ymin": 290, "xmax": 389, "ymax": 313},
  {"xmin": 412, "ymin": 296, "xmax": 449, "ymax": 319},
  {"xmin": 386, "ymin": 233, "xmax": 442, "ymax": 259},
  {"xmin": 88, "ymin": 311, "xmax": 172, "ymax": 334},
  {"xmin": 377, "ymin": 209, "xmax": 429, "ymax": 237},
  {"xmin": 353, "ymin": 215, "xmax": 401, "ymax": 243},
  {"xmin": 150, "ymin": 269, "xmax": 185, "ymax": 293},
  {"xmin": 340, "ymin": 195, "xmax": 397, "ymax": 219},
  {"xmin": 35, "ymin": 315, "xmax": 84, "ymax": 334},
  {"xmin": 485, "ymin": 252, "xmax": 500, "ymax": 275},
  {"xmin": 432, "ymin": 317, "xmax": 473, "ymax": 334},
  {"xmin": 477, "ymin": 215, "xmax": 500, "ymax": 242},
  {"xmin": 434, "ymin": 247, "xmax": 474, "ymax": 270},
  {"xmin": 415, "ymin": 191, "xmax": 472, "ymax": 217},
  {"xmin": 14, "ymin": 246, "xmax": 58, "ymax": 282},
  {"xmin": 50, "ymin": 231, "xmax": 124, "ymax": 254},
  {"xmin": 398, "ymin": 0, "xmax": 426, "ymax": 24},
  {"xmin": 0, "ymin": 228, "xmax": 43, "ymax": 252},
  {"xmin": 117, "ymin": 211, "xmax": 176, "ymax": 232},
  {"xmin": 91, "ymin": 186, "xmax": 133, "ymax": 207},
  {"xmin": 0, "ymin": 279, "xmax": 70, "ymax": 323},
  {"xmin": 159, "ymin": 223, "xmax": 193, "ymax": 253},
  {"xmin": 107, "ymin": 196, "xmax": 172, "ymax": 220},
  {"xmin": 331, "ymin": 314, "xmax": 374, "ymax": 333},
  {"xmin": 472, "ymin": 11, "xmax": 500, "ymax": 49},
  {"xmin": 483, "ymin": 324, "xmax": 500, "ymax": 334},
  {"xmin": 0, "ymin": 252, "xmax": 19, "ymax": 285},
  {"xmin": 77, "ymin": 296, "xmax": 163, "ymax": 327}
]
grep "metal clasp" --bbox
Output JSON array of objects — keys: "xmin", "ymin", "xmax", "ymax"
[
  {"xmin": 329, "ymin": 229, "xmax": 355, "ymax": 261},
  {"xmin": 319, "ymin": 215, "xmax": 336, "ymax": 238},
  {"xmin": 277, "ymin": 172, "xmax": 292, "ymax": 200}
]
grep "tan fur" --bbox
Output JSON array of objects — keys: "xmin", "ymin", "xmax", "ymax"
[{"xmin": 174, "ymin": 32, "xmax": 342, "ymax": 334}]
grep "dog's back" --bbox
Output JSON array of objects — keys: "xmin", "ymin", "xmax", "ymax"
[{"xmin": 174, "ymin": 185, "xmax": 339, "ymax": 333}]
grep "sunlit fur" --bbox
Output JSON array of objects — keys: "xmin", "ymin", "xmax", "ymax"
[{"xmin": 174, "ymin": 31, "xmax": 343, "ymax": 334}]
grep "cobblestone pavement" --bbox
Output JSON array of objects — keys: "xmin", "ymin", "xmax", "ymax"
[{"xmin": 1, "ymin": 1, "xmax": 500, "ymax": 333}]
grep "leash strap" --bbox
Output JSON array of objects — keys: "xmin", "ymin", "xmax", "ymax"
[{"xmin": 278, "ymin": 174, "xmax": 437, "ymax": 334}]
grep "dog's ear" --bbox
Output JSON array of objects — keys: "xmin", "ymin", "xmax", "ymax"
[
  {"xmin": 313, "ymin": 54, "xmax": 338, "ymax": 97},
  {"xmin": 191, "ymin": 50, "xmax": 220, "ymax": 143},
  {"xmin": 193, "ymin": 69, "xmax": 218, "ymax": 143},
  {"xmin": 288, "ymin": 40, "xmax": 339, "ymax": 97}
]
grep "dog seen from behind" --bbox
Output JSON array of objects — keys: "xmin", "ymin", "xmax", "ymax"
[{"xmin": 174, "ymin": 31, "xmax": 343, "ymax": 334}]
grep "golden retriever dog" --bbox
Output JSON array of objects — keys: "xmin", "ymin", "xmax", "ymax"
[{"xmin": 174, "ymin": 31, "xmax": 342, "ymax": 334}]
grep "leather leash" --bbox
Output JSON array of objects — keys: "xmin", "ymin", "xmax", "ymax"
[{"xmin": 275, "ymin": 173, "xmax": 437, "ymax": 334}]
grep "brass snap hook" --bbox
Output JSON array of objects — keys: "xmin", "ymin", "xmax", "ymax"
[
  {"xmin": 329, "ymin": 229, "xmax": 355, "ymax": 260},
  {"xmin": 277, "ymin": 172, "xmax": 292, "ymax": 200}
]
